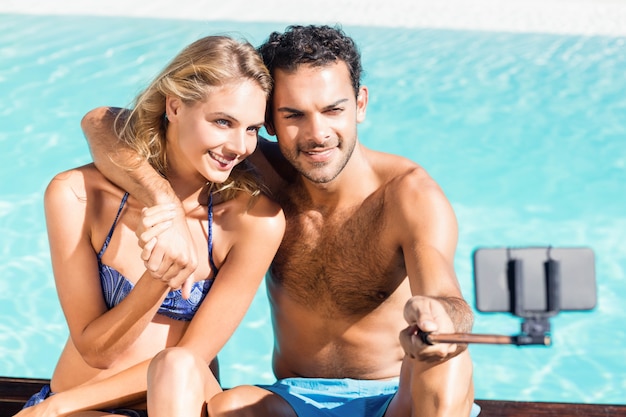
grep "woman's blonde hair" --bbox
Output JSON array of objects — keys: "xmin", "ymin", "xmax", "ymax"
[{"xmin": 116, "ymin": 35, "xmax": 272, "ymax": 200}]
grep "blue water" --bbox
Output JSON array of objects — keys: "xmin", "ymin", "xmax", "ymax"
[{"xmin": 1, "ymin": 13, "xmax": 624, "ymax": 404}]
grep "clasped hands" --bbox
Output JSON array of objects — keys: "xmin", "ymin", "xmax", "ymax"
[{"xmin": 136, "ymin": 203, "xmax": 198, "ymax": 298}]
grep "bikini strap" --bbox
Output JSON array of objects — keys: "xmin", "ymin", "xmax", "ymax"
[
  {"xmin": 208, "ymin": 192, "xmax": 219, "ymax": 274},
  {"xmin": 98, "ymin": 192, "xmax": 129, "ymax": 259}
]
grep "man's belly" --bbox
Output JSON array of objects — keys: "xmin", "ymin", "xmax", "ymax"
[{"xmin": 271, "ymin": 303, "xmax": 406, "ymax": 380}]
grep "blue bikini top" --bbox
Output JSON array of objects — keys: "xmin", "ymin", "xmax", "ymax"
[{"xmin": 97, "ymin": 193, "xmax": 217, "ymax": 321}]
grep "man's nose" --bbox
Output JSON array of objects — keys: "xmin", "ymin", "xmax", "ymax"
[{"xmin": 306, "ymin": 113, "xmax": 330, "ymax": 144}]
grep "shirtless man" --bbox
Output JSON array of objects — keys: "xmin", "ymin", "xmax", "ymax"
[{"xmin": 83, "ymin": 25, "xmax": 479, "ymax": 417}]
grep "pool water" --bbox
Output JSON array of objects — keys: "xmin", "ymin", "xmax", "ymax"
[{"xmin": 1, "ymin": 13, "xmax": 624, "ymax": 404}]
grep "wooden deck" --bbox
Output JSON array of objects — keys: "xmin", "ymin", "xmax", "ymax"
[
  {"xmin": 2, "ymin": 376, "xmax": 626, "ymax": 416},
  {"xmin": 1, "ymin": 377, "xmax": 50, "ymax": 416}
]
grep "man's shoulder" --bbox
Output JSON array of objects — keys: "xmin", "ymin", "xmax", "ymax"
[
  {"xmin": 369, "ymin": 151, "xmax": 434, "ymax": 189},
  {"xmin": 370, "ymin": 153, "xmax": 447, "ymax": 209},
  {"xmin": 372, "ymin": 155, "xmax": 456, "ymax": 241}
]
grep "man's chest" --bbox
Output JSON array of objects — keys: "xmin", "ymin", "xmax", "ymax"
[{"xmin": 270, "ymin": 205, "xmax": 406, "ymax": 315}]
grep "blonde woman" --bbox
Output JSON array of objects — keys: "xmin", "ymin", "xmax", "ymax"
[{"xmin": 16, "ymin": 35, "xmax": 284, "ymax": 417}]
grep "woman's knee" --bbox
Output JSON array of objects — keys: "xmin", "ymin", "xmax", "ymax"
[{"xmin": 148, "ymin": 347, "xmax": 202, "ymax": 384}]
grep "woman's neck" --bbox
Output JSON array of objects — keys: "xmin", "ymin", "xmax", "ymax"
[{"xmin": 167, "ymin": 174, "xmax": 211, "ymax": 211}]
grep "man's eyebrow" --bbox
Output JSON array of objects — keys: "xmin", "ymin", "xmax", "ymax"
[
  {"xmin": 276, "ymin": 99, "xmax": 350, "ymax": 114},
  {"xmin": 276, "ymin": 106, "xmax": 302, "ymax": 114},
  {"xmin": 323, "ymin": 98, "xmax": 349, "ymax": 109}
]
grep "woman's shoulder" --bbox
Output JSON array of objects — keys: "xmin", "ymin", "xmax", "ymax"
[
  {"xmin": 233, "ymin": 192, "xmax": 285, "ymax": 251},
  {"xmin": 246, "ymin": 192, "xmax": 283, "ymax": 222},
  {"xmin": 45, "ymin": 164, "xmax": 126, "ymax": 207},
  {"xmin": 221, "ymin": 191, "xmax": 284, "ymax": 233}
]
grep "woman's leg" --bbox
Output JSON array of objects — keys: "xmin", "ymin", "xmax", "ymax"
[
  {"xmin": 147, "ymin": 347, "xmax": 221, "ymax": 417},
  {"xmin": 69, "ymin": 413, "xmax": 139, "ymax": 417}
]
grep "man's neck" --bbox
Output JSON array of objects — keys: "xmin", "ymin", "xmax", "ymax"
[{"xmin": 300, "ymin": 144, "xmax": 379, "ymax": 210}]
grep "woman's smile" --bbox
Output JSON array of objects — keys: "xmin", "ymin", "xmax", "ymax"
[{"xmin": 207, "ymin": 150, "xmax": 237, "ymax": 169}]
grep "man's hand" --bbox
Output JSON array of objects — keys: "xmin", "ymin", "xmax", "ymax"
[
  {"xmin": 399, "ymin": 295, "xmax": 459, "ymax": 363},
  {"xmin": 136, "ymin": 204, "xmax": 198, "ymax": 298}
]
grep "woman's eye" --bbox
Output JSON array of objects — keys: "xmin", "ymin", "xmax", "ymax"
[{"xmin": 215, "ymin": 119, "xmax": 231, "ymax": 127}]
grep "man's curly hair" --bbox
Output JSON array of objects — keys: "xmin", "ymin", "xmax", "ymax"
[{"xmin": 258, "ymin": 25, "xmax": 362, "ymax": 97}]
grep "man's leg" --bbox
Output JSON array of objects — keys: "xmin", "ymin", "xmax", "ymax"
[
  {"xmin": 385, "ymin": 351, "xmax": 475, "ymax": 417},
  {"xmin": 208, "ymin": 385, "xmax": 297, "ymax": 417}
]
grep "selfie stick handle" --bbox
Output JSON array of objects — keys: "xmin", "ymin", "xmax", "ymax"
[
  {"xmin": 419, "ymin": 330, "xmax": 551, "ymax": 346},
  {"xmin": 424, "ymin": 332, "xmax": 515, "ymax": 345}
]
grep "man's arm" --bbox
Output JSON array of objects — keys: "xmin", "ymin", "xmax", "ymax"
[
  {"xmin": 81, "ymin": 107, "xmax": 177, "ymax": 206},
  {"xmin": 393, "ymin": 168, "xmax": 473, "ymax": 335},
  {"xmin": 81, "ymin": 107, "xmax": 198, "ymax": 288},
  {"xmin": 391, "ymin": 167, "xmax": 475, "ymax": 416}
]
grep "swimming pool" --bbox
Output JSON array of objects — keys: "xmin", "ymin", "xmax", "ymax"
[{"xmin": 1, "ymin": 13, "xmax": 624, "ymax": 404}]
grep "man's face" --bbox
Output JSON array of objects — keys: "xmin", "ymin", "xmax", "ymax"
[{"xmin": 270, "ymin": 61, "xmax": 367, "ymax": 184}]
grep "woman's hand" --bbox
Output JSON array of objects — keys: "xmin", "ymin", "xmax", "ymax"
[
  {"xmin": 136, "ymin": 204, "xmax": 197, "ymax": 298},
  {"xmin": 12, "ymin": 397, "xmax": 64, "ymax": 417}
]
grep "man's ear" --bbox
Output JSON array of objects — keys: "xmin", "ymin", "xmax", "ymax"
[
  {"xmin": 165, "ymin": 96, "xmax": 181, "ymax": 123},
  {"xmin": 264, "ymin": 103, "xmax": 276, "ymax": 136},
  {"xmin": 356, "ymin": 86, "xmax": 368, "ymax": 123},
  {"xmin": 265, "ymin": 119, "xmax": 276, "ymax": 136}
]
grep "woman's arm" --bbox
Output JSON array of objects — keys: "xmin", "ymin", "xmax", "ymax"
[
  {"xmin": 45, "ymin": 169, "xmax": 170, "ymax": 369},
  {"xmin": 13, "ymin": 360, "xmax": 151, "ymax": 417},
  {"xmin": 177, "ymin": 193, "xmax": 285, "ymax": 362}
]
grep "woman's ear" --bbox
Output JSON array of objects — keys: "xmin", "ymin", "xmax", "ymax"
[{"xmin": 165, "ymin": 96, "xmax": 181, "ymax": 123}]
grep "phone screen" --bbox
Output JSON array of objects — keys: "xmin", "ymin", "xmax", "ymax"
[{"xmin": 473, "ymin": 247, "xmax": 596, "ymax": 313}]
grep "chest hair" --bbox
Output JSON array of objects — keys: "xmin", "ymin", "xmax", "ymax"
[{"xmin": 270, "ymin": 193, "xmax": 406, "ymax": 317}]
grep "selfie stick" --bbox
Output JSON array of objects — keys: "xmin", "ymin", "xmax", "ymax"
[
  {"xmin": 416, "ymin": 247, "xmax": 563, "ymax": 347},
  {"xmin": 418, "ymin": 330, "xmax": 552, "ymax": 346}
]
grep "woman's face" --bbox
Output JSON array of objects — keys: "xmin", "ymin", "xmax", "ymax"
[{"xmin": 166, "ymin": 80, "xmax": 266, "ymax": 185}]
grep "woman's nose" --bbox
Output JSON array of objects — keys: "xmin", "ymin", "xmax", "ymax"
[{"xmin": 226, "ymin": 128, "xmax": 252, "ymax": 156}]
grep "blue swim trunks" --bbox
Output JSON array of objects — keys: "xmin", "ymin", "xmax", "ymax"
[
  {"xmin": 23, "ymin": 384, "xmax": 148, "ymax": 417},
  {"xmin": 260, "ymin": 377, "xmax": 481, "ymax": 417},
  {"xmin": 261, "ymin": 377, "xmax": 398, "ymax": 417}
]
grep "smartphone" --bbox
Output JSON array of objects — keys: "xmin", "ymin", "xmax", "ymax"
[{"xmin": 473, "ymin": 246, "xmax": 596, "ymax": 314}]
